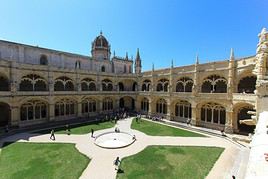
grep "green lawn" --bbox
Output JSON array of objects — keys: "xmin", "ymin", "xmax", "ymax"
[
  {"xmin": 35, "ymin": 121, "xmax": 115, "ymax": 135},
  {"xmin": 131, "ymin": 119, "xmax": 204, "ymax": 137},
  {"xmin": 117, "ymin": 146, "xmax": 224, "ymax": 179},
  {"xmin": 0, "ymin": 142, "xmax": 90, "ymax": 179}
]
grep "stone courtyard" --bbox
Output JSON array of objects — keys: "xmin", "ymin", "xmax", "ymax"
[{"xmin": 0, "ymin": 117, "xmax": 249, "ymax": 179}]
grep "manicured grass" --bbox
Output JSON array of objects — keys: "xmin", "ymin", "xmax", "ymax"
[
  {"xmin": 35, "ymin": 121, "xmax": 115, "ymax": 135},
  {"xmin": 117, "ymin": 146, "xmax": 224, "ymax": 179},
  {"xmin": 131, "ymin": 119, "xmax": 204, "ymax": 137},
  {"xmin": 0, "ymin": 142, "xmax": 90, "ymax": 179}
]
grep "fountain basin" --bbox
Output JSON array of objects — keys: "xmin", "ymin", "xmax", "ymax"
[{"xmin": 94, "ymin": 131, "xmax": 135, "ymax": 149}]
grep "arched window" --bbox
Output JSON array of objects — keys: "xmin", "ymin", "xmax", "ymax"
[
  {"xmin": 82, "ymin": 98, "xmax": 96, "ymax": 114},
  {"xmin": 81, "ymin": 78, "xmax": 96, "ymax": 91},
  {"xmin": 21, "ymin": 100, "xmax": 47, "ymax": 121},
  {"xmin": 0, "ymin": 75, "xmax": 9, "ymax": 91},
  {"xmin": 156, "ymin": 98, "xmax": 167, "ymax": 114},
  {"xmin": 55, "ymin": 99, "xmax": 76, "ymax": 117},
  {"xmin": 101, "ymin": 66, "xmax": 106, "ymax": 72},
  {"xmin": 118, "ymin": 82, "xmax": 124, "ymax": 91},
  {"xmin": 175, "ymin": 100, "xmax": 192, "ymax": 118},
  {"xmin": 75, "ymin": 61, "xmax": 81, "ymax": 69},
  {"xmin": 40, "ymin": 55, "xmax": 48, "ymax": 65},
  {"xmin": 201, "ymin": 75, "xmax": 227, "ymax": 93},
  {"xmin": 54, "ymin": 77, "xmax": 74, "ymax": 91},
  {"xmin": 201, "ymin": 103, "xmax": 226, "ymax": 125},
  {"xmin": 132, "ymin": 82, "xmax": 137, "ymax": 91},
  {"xmin": 141, "ymin": 98, "xmax": 149, "ymax": 112},
  {"xmin": 156, "ymin": 79, "xmax": 169, "ymax": 92},
  {"xmin": 124, "ymin": 65, "xmax": 127, "ymax": 73},
  {"xmin": 176, "ymin": 77, "xmax": 193, "ymax": 92},
  {"xmin": 103, "ymin": 98, "xmax": 113, "ymax": 111},
  {"xmin": 20, "ymin": 74, "xmax": 47, "ymax": 91},
  {"xmin": 102, "ymin": 79, "xmax": 113, "ymax": 91},
  {"xmin": 142, "ymin": 80, "xmax": 151, "ymax": 91},
  {"xmin": 238, "ymin": 76, "xmax": 256, "ymax": 93}
]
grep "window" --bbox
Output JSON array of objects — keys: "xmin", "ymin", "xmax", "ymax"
[
  {"xmin": 21, "ymin": 100, "xmax": 47, "ymax": 121},
  {"xmin": 141, "ymin": 98, "xmax": 149, "ymax": 112},
  {"xmin": 75, "ymin": 61, "xmax": 81, "ymax": 69},
  {"xmin": 175, "ymin": 100, "xmax": 192, "ymax": 118},
  {"xmin": 101, "ymin": 66, "xmax": 105, "ymax": 72},
  {"xmin": 156, "ymin": 99, "xmax": 167, "ymax": 114},
  {"xmin": 54, "ymin": 77, "xmax": 74, "ymax": 91},
  {"xmin": 40, "ymin": 55, "xmax": 48, "ymax": 65},
  {"xmin": 82, "ymin": 98, "xmax": 96, "ymax": 114},
  {"xmin": 103, "ymin": 98, "xmax": 113, "ymax": 111},
  {"xmin": 201, "ymin": 103, "xmax": 225, "ymax": 125},
  {"xmin": 176, "ymin": 77, "xmax": 193, "ymax": 92},
  {"xmin": 201, "ymin": 75, "xmax": 227, "ymax": 93},
  {"xmin": 156, "ymin": 79, "xmax": 169, "ymax": 92},
  {"xmin": 55, "ymin": 99, "xmax": 76, "ymax": 117},
  {"xmin": 19, "ymin": 74, "xmax": 47, "ymax": 91}
]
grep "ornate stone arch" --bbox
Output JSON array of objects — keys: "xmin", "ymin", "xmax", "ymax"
[
  {"xmin": 81, "ymin": 78, "xmax": 96, "ymax": 91},
  {"xmin": 19, "ymin": 74, "xmax": 47, "ymax": 91},
  {"xmin": 201, "ymin": 75, "xmax": 227, "ymax": 93},
  {"xmin": 20, "ymin": 99, "xmax": 48, "ymax": 121},
  {"xmin": 54, "ymin": 76, "xmax": 74, "ymax": 91},
  {"xmin": 176, "ymin": 77, "xmax": 193, "ymax": 92}
]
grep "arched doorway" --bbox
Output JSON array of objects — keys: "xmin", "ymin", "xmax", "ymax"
[
  {"xmin": 238, "ymin": 76, "xmax": 256, "ymax": 93},
  {"xmin": 237, "ymin": 106, "xmax": 255, "ymax": 134},
  {"xmin": 119, "ymin": 98, "xmax": 124, "ymax": 108},
  {"xmin": 119, "ymin": 97, "xmax": 135, "ymax": 110},
  {"xmin": 0, "ymin": 103, "xmax": 11, "ymax": 127}
]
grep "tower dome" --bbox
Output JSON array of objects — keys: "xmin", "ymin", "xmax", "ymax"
[
  {"xmin": 91, "ymin": 31, "xmax": 111, "ymax": 60},
  {"xmin": 92, "ymin": 31, "xmax": 109, "ymax": 48}
]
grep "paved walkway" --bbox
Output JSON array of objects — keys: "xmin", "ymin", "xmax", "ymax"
[{"xmin": 0, "ymin": 118, "xmax": 248, "ymax": 179}]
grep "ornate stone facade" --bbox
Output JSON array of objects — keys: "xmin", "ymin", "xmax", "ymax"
[{"xmin": 1, "ymin": 29, "xmax": 268, "ymax": 134}]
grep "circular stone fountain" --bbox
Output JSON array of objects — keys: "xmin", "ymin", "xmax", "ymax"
[{"xmin": 94, "ymin": 131, "xmax": 136, "ymax": 149}]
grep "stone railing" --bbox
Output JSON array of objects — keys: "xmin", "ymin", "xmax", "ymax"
[
  {"xmin": 233, "ymin": 93, "xmax": 256, "ymax": 102},
  {"xmin": 198, "ymin": 93, "xmax": 228, "ymax": 99}
]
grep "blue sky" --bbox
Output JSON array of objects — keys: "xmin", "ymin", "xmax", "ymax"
[{"xmin": 0, "ymin": 0, "xmax": 267, "ymax": 71}]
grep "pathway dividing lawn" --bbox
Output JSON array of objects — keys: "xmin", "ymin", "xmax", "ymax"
[
  {"xmin": 117, "ymin": 146, "xmax": 224, "ymax": 179},
  {"xmin": 131, "ymin": 119, "xmax": 204, "ymax": 137},
  {"xmin": 0, "ymin": 142, "xmax": 90, "ymax": 179},
  {"xmin": 35, "ymin": 121, "xmax": 115, "ymax": 135}
]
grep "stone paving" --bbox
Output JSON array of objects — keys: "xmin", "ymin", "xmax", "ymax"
[{"xmin": 0, "ymin": 118, "xmax": 248, "ymax": 179}]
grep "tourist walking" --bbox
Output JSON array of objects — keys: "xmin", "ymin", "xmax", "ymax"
[
  {"xmin": 91, "ymin": 128, "xmax": 94, "ymax": 138},
  {"xmin": 65, "ymin": 124, "xmax": 71, "ymax": 135},
  {"xmin": 186, "ymin": 118, "xmax": 191, "ymax": 126},
  {"xmin": 50, "ymin": 129, "xmax": 55, "ymax": 140},
  {"xmin": 114, "ymin": 156, "xmax": 121, "ymax": 170}
]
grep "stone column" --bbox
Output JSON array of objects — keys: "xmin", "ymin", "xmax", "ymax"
[
  {"xmin": 48, "ymin": 96, "xmax": 55, "ymax": 121},
  {"xmin": 48, "ymin": 70, "xmax": 54, "ymax": 93},
  {"xmin": 225, "ymin": 108, "xmax": 233, "ymax": 133},
  {"xmin": 99, "ymin": 100, "xmax": 103, "ymax": 113},
  {"xmin": 10, "ymin": 105, "xmax": 20, "ymax": 126},
  {"xmin": 136, "ymin": 98, "xmax": 141, "ymax": 113},
  {"xmin": 191, "ymin": 103, "xmax": 198, "ymax": 126},
  {"xmin": 166, "ymin": 102, "xmax": 171, "ymax": 120},
  {"xmin": 77, "ymin": 101, "xmax": 82, "ymax": 117},
  {"xmin": 149, "ymin": 99, "xmax": 155, "ymax": 116},
  {"xmin": 115, "ymin": 98, "xmax": 120, "ymax": 110},
  {"xmin": 10, "ymin": 61, "xmax": 18, "ymax": 95}
]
